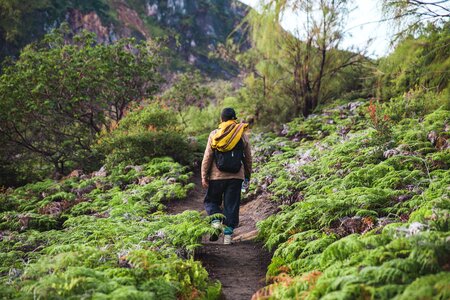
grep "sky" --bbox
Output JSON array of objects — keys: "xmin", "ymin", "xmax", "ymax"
[{"xmin": 239, "ymin": 0, "xmax": 392, "ymax": 57}]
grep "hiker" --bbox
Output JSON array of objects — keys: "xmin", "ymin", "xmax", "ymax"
[{"xmin": 201, "ymin": 107, "xmax": 252, "ymax": 245}]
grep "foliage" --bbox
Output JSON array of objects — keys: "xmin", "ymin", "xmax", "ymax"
[
  {"xmin": 382, "ymin": 0, "xmax": 450, "ymax": 37},
  {"xmin": 378, "ymin": 23, "xmax": 450, "ymax": 100},
  {"xmin": 0, "ymin": 25, "xmax": 163, "ymax": 181},
  {"xmin": 95, "ymin": 104, "xmax": 193, "ymax": 167},
  {"xmin": 160, "ymin": 71, "xmax": 214, "ymax": 128},
  {"xmin": 0, "ymin": 0, "xmax": 112, "ymax": 62},
  {"xmin": 0, "ymin": 158, "xmax": 221, "ymax": 299},
  {"xmin": 250, "ymin": 96, "xmax": 449, "ymax": 298},
  {"xmin": 241, "ymin": 0, "xmax": 369, "ymax": 123}
]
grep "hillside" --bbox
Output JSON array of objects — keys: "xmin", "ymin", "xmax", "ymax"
[
  {"xmin": 0, "ymin": 0, "xmax": 248, "ymax": 77},
  {"xmin": 250, "ymin": 100, "xmax": 450, "ymax": 299},
  {"xmin": 0, "ymin": 158, "xmax": 221, "ymax": 298},
  {"xmin": 0, "ymin": 98, "xmax": 448, "ymax": 299}
]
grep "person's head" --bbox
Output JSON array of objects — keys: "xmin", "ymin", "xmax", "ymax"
[{"xmin": 221, "ymin": 107, "xmax": 237, "ymax": 122}]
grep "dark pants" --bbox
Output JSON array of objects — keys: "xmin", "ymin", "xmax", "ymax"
[{"xmin": 204, "ymin": 179, "xmax": 243, "ymax": 229}]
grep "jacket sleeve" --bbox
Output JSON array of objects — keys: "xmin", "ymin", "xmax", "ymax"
[
  {"xmin": 201, "ymin": 132, "xmax": 214, "ymax": 181},
  {"xmin": 243, "ymin": 133, "xmax": 252, "ymax": 180}
]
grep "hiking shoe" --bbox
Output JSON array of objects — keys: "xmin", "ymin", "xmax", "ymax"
[
  {"xmin": 224, "ymin": 234, "xmax": 232, "ymax": 245},
  {"xmin": 223, "ymin": 226, "xmax": 233, "ymax": 245},
  {"xmin": 209, "ymin": 220, "xmax": 222, "ymax": 242}
]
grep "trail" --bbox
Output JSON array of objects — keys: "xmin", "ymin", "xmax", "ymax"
[{"xmin": 168, "ymin": 172, "xmax": 275, "ymax": 300}]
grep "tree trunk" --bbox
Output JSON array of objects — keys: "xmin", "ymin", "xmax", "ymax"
[{"xmin": 301, "ymin": 37, "xmax": 313, "ymax": 117}]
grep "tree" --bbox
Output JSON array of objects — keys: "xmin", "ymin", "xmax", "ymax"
[
  {"xmin": 383, "ymin": 0, "xmax": 450, "ymax": 36},
  {"xmin": 378, "ymin": 22, "xmax": 450, "ymax": 100},
  {"xmin": 0, "ymin": 25, "xmax": 163, "ymax": 176},
  {"xmin": 160, "ymin": 71, "xmax": 213, "ymax": 127},
  {"xmin": 245, "ymin": 0, "xmax": 366, "ymax": 119}
]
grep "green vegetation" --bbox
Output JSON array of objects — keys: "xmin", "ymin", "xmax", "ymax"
[
  {"xmin": 243, "ymin": 9, "xmax": 450, "ymax": 298},
  {"xmin": 250, "ymin": 96, "xmax": 449, "ymax": 298},
  {"xmin": 0, "ymin": 0, "xmax": 113, "ymax": 61},
  {"xmin": 238, "ymin": 0, "xmax": 369, "ymax": 124},
  {"xmin": 160, "ymin": 71, "xmax": 214, "ymax": 128},
  {"xmin": 95, "ymin": 104, "xmax": 193, "ymax": 167},
  {"xmin": 378, "ymin": 23, "xmax": 450, "ymax": 101},
  {"xmin": 0, "ymin": 158, "xmax": 220, "ymax": 299},
  {"xmin": 0, "ymin": 26, "xmax": 163, "ymax": 185},
  {"xmin": 0, "ymin": 0, "xmax": 449, "ymax": 299}
]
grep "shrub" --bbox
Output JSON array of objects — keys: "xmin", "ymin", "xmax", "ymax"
[{"xmin": 96, "ymin": 104, "xmax": 193, "ymax": 166}]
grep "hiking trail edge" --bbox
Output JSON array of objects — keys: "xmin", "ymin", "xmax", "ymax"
[{"xmin": 167, "ymin": 173, "xmax": 276, "ymax": 300}]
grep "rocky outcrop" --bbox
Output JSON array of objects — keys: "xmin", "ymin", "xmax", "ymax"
[
  {"xmin": 143, "ymin": 0, "xmax": 248, "ymax": 77},
  {"xmin": 67, "ymin": 10, "xmax": 113, "ymax": 43}
]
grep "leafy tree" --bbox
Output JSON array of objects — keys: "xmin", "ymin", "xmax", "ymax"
[
  {"xmin": 0, "ymin": 25, "xmax": 163, "ymax": 177},
  {"xmin": 378, "ymin": 22, "xmax": 450, "ymax": 99},
  {"xmin": 244, "ymin": 0, "xmax": 367, "ymax": 120},
  {"xmin": 160, "ymin": 71, "xmax": 213, "ymax": 127}
]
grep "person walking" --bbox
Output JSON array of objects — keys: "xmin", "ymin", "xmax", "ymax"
[{"xmin": 201, "ymin": 107, "xmax": 252, "ymax": 244}]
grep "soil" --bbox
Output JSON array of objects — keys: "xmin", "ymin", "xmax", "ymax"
[
  {"xmin": 168, "ymin": 173, "xmax": 276, "ymax": 300},
  {"xmin": 166, "ymin": 173, "xmax": 205, "ymax": 214}
]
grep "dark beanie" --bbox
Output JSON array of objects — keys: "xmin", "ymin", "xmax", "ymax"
[{"xmin": 221, "ymin": 107, "xmax": 237, "ymax": 121}]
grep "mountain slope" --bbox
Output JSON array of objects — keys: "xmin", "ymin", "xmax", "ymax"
[
  {"xmin": 248, "ymin": 99, "xmax": 450, "ymax": 299},
  {"xmin": 0, "ymin": 0, "xmax": 248, "ymax": 77}
]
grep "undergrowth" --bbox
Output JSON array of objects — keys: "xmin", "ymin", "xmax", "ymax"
[
  {"xmin": 251, "ymin": 98, "xmax": 450, "ymax": 299},
  {"xmin": 0, "ymin": 157, "xmax": 220, "ymax": 299}
]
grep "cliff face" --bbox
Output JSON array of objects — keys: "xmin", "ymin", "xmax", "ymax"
[
  {"xmin": 0, "ymin": 0, "xmax": 248, "ymax": 78},
  {"xmin": 144, "ymin": 0, "xmax": 247, "ymax": 75}
]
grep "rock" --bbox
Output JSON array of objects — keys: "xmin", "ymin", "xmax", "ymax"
[
  {"xmin": 407, "ymin": 222, "xmax": 427, "ymax": 236},
  {"xmin": 383, "ymin": 148, "xmax": 399, "ymax": 158},
  {"xmin": 396, "ymin": 194, "xmax": 413, "ymax": 202},
  {"xmin": 427, "ymin": 131, "xmax": 438, "ymax": 144},
  {"xmin": 338, "ymin": 126, "xmax": 351, "ymax": 138},
  {"xmin": 93, "ymin": 211, "xmax": 109, "ymax": 218},
  {"xmin": 67, "ymin": 169, "xmax": 83, "ymax": 178},
  {"xmin": 348, "ymin": 101, "xmax": 363, "ymax": 111},
  {"xmin": 272, "ymin": 150, "xmax": 283, "ymax": 156},
  {"xmin": 72, "ymin": 184, "xmax": 96, "ymax": 197},
  {"xmin": 18, "ymin": 214, "xmax": 31, "ymax": 231},
  {"xmin": 124, "ymin": 165, "xmax": 135, "ymax": 172},
  {"xmin": 92, "ymin": 165, "xmax": 107, "ymax": 177},
  {"xmin": 396, "ymin": 222, "xmax": 428, "ymax": 237},
  {"xmin": 435, "ymin": 136, "xmax": 449, "ymax": 150},
  {"xmin": 138, "ymin": 176, "xmax": 153, "ymax": 186},
  {"xmin": 167, "ymin": 177, "xmax": 177, "ymax": 184},
  {"xmin": 233, "ymin": 229, "xmax": 258, "ymax": 242},
  {"xmin": 80, "ymin": 174, "xmax": 90, "ymax": 180},
  {"xmin": 124, "ymin": 165, "xmax": 144, "ymax": 173},
  {"xmin": 280, "ymin": 124, "xmax": 289, "ymax": 136}
]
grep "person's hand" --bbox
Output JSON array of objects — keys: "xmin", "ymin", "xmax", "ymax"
[{"xmin": 202, "ymin": 178, "xmax": 209, "ymax": 189}]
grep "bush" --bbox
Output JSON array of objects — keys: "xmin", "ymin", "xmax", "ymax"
[
  {"xmin": 0, "ymin": 159, "xmax": 219, "ymax": 299},
  {"xmin": 96, "ymin": 104, "xmax": 193, "ymax": 166}
]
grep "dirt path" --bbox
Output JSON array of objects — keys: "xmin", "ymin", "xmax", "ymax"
[
  {"xmin": 166, "ymin": 173, "xmax": 205, "ymax": 214},
  {"xmin": 168, "ymin": 172, "xmax": 276, "ymax": 300}
]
